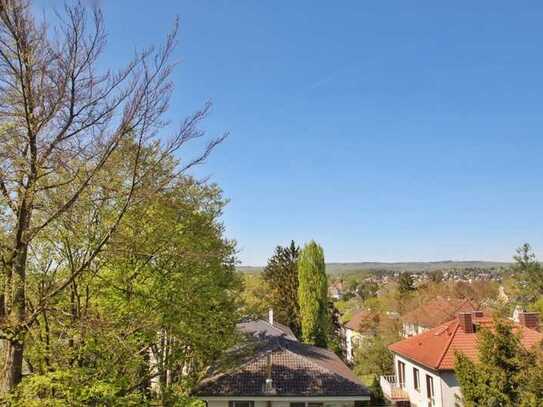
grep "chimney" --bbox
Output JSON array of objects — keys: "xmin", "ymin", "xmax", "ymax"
[
  {"xmin": 268, "ymin": 308, "xmax": 274, "ymax": 325},
  {"xmin": 458, "ymin": 312, "xmax": 474, "ymax": 333},
  {"xmin": 518, "ymin": 312, "xmax": 540, "ymax": 330}
]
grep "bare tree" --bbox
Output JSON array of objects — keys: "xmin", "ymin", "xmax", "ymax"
[{"xmin": 0, "ymin": 0, "xmax": 223, "ymax": 392}]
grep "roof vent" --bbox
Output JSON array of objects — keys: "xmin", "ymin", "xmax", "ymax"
[
  {"xmin": 458, "ymin": 312, "xmax": 474, "ymax": 333},
  {"xmin": 518, "ymin": 312, "xmax": 540, "ymax": 331}
]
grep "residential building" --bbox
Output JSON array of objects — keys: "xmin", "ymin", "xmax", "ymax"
[
  {"xmin": 401, "ymin": 297, "xmax": 477, "ymax": 337},
  {"xmin": 193, "ymin": 311, "xmax": 370, "ymax": 407},
  {"xmin": 343, "ymin": 309, "xmax": 379, "ymax": 363},
  {"xmin": 328, "ymin": 281, "xmax": 344, "ymax": 300},
  {"xmin": 381, "ymin": 311, "xmax": 542, "ymax": 406}
]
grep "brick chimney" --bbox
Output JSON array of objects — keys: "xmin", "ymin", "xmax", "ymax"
[
  {"xmin": 458, "ymin": 312, "xmax": 474, "ymax": 333},
  {"xmin": 518, "ymin": 312, "xmax": 539, "ymax": 330}
]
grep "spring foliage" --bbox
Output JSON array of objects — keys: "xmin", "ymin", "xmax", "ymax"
[
  {"xmin": 297, "ymin": 241, "xmax": 329, "ymax": 347},
  {"xmin": 455, "ymin": 318, "xmax": 543, "ymax": 406},
  {"xmin": 0, "ymin": 0, "xmax": 237, "ymax": 402}
]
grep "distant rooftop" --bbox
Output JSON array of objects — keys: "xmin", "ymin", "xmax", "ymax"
[{"xmin": 402, "ymin": 297, "xmax": 478, "ymax": 329}]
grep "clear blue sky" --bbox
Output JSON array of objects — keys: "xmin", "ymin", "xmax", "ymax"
[{"xmin": 37, "ymin": 1, "xmax": 543, "ymax": 265}]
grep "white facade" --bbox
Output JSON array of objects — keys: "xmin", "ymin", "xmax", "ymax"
[
  {"xmin": 344, "ymin": 328, "xmax": 365, "ymax": 363},
  {"xmin": 385, "ymin": 354, "xmax": 463, "ymax": 407},
  {"xmin": 205, "ymin": 397, "xmax": 363, "ymax": 407},
  {"xmin": 401, "ymin": 322, "xmax": 428, "ymax": 338}
]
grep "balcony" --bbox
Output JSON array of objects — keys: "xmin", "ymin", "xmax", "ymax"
[{"xmin": 379, "ymin": 375, "xmax": 409, "ymax": 401}]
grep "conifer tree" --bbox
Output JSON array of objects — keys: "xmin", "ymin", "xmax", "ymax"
[
  {"xmin": 262, "ymin": 241, "xmax": 301, "ymax": 336},
  {"xmin": 511, "ymin": 243, "xmax": 543, "ymax": 306},
  {"xmin": 297, "ymin": 241, "xmax": 329, "ymax": 347}
]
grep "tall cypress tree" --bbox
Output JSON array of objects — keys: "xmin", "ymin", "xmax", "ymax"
[{"xmin": 297, "ymin": 241, "xmax": 329, "ymax": 347}]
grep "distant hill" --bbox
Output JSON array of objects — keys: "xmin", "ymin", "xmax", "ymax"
[{"xmin": 237, "ymin": 260, "xmax": 510, "ymax": 275}]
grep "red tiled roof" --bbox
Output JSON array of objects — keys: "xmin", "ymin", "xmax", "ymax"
[
  {"xmin": 389, "ymin": 314, "xmax": 543, "ymax": 371},
  {"xmin": 402, "ymin": 297, "xmax": 477, "ymax": 329}
]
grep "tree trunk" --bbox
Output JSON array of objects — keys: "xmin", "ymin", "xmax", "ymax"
[
  {"xmin": 0, "ymin": 240, "xmax": 29, "ymax": 393},
  {"xmin": 0, "ymin": 339, "xmax": 23, "ymax": 393}
]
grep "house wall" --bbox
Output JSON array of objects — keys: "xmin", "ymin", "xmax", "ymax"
[
  {"xmin": 440, "ymin": 371, "xmax": 463, "ymax": 407},
  {"xmin": 393, "ymin": 355, "xmax": 443, "ymax": 407},
  {"xmin": 345, "ymin": 328, "xmax": 364, "ymax": 363},
  {"xmin": 401, "ymin": 323, "xmax": 428, "ymax": 338}
]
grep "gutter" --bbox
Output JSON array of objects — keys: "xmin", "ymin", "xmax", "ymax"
[{"xmin": 200, "ymin": 396, "xmax": 370, "ymax": 401}]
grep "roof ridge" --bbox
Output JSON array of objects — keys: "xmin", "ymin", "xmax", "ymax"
[
  {"xmin": 261, "ymin": 319, "xmax": 297, "ymax": 339},
  {"xmin": 435, "ymin": 320, "xmax": 459, "ymax": 369},
  {"xmin": 195, "ymin": 341, "xmax": 287, "ymax": 390}
]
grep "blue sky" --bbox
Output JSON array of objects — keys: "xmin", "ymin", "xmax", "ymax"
[{"xmin": 37, "ymin": 1, "xmax": 543, "ymax": 265}]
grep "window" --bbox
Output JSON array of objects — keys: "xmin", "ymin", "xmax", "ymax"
[
  {"xmin": 426, "ymin": 375, "xmax": 435, "ymax": 406},
  {"xmin": 229, "ymin": 402, "xmax": 254, "ymax": 407},
  {"xmin": 307, "ymin": 404, "xmax": 323, "ymax": 407},
  {"xmin": 290, "ymin": 403, "xmax": 305, "ymax": 407},
  {"xmin": 413, "ymin": 367, "xmax": 420, "ymax": 391},
  {"xmin": 397, "ymin": 360, "xmax": 406, "ymax": 388},
  {"xmin": 290, "ymin": 403, "xmax": 322, "ymax": 407}
]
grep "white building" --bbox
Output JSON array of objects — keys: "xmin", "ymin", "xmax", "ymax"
[
  {"xmin": 343, "ymin": 309, "xmax": 379, "ymax": 363},
  {"xmin": 381, "ymin": 311, "xmax": 542, "ymax": 406}
]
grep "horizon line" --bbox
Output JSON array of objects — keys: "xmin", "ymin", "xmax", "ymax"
[{"xmin": 238, "ymin": 258, "xmax": 513, "ymax": 268}]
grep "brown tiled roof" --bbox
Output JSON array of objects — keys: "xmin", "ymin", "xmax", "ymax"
[
  {"xmin": 389, "ymin": 314, "xmax": 543, "ymax": 371},
  {"xmin": 401, "ymin": 297, "xmax": 477, "ymax": 329},
  {"xmin": 270, "ymin": 321, "xmax": 296, "ymax": 339},
  {"xmin": 193, "ymin": 320, "xmax": 369, "ymax": 397},
  {"xmin": 238, "ymin": 320, "xmax": 298, "ymax": 341},
  {"xmin": 345, "ymin": 310, "xmax": 378, "ymax": 332}
]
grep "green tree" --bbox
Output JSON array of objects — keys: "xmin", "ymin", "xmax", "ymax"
[
  {"xmin": 241, "ymin": 274, "xmax": 271, "ymax": 319},
  {"xmin": 327, "ymin": 301, "xmax": 346, "ymax": 358},
  {"xmin": 368, "ymin": 375, "xmax": 385, "ymax": 405},
  {"xmin": 398, "ymin": 272, "xmax": 415, "ymax": 295},
  {"xmin": 0, "ymin": 0, "xmax": 222, "ymax": 393},
  {"xmin": 262, "ymin": 241, "xmax": 301, "ymax": 336},
  {"xmin": 455, "ymin": 317, "xmax": 543, "ymax": 406},
  {"xmin": 297, "ymin": 241, "xmax": 329, "ymax": 347},
  {"xmin": 511, "ymin": 243, "xmax": 543, "ymax": 306},
  {"xmin": 16, "ymin": 179, "xmax": 241, "ymax": 404},
  {"xmin": 429, "ymin": 270, "xmax": 444, "ymax": 283},
  {"xmin": 353, "ymin": 336, "xmax": 394, "ymax": 378}
]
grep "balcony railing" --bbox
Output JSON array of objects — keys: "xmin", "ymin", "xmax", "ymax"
[{"xmin": 380, "ymin": 375, "xmax": 410, "ymax": 401}]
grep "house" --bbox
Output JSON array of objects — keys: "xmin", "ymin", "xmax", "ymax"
[
  {"xmin": 380, "ymin": 311, "xmax": 542, "ymax": 407},
  {"xmin": 401, "ymin": 297, "xmax": 477, "ymax": 337},
  {"xmin": 328, "ymin": 281, "xmax": 344, "ymax": 300},
  {"xmin": 343, "ymin": 309, "xmax": 379, "ymax": 363},
  {"xmin": 194, "ymin": 311, "xmax": 370, "ymax": 407}
]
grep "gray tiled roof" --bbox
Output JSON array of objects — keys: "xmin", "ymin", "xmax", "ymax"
[{"xmin": 193, "ymin": 320, "xmax": 369, "ymax": 398}]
